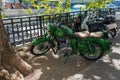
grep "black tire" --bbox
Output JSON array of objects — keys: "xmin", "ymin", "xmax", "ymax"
[
  {"xmin": 80, "ymin": 42, "xmax": 104, "ymax": 61},
  {"xmin": 30, "ymin": 42, "xmax": 51, "ymax": 56},
  {"xmin": 110, "ymin": 28, "xmax": 117, "ymax": 38}
]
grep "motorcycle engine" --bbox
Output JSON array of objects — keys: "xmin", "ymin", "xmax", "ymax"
[{"xmin": 56, "ymin": 37, "xmax": 70, "ymax": 49}]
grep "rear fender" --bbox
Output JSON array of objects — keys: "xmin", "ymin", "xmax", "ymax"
[{"xmin": 106, "ymin": 23, "xmax": 117, "ymax": 30}]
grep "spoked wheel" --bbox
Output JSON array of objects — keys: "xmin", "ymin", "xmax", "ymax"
[
  {"xmin": 110, "ymin": 28, "xmax": 117, "ymax": 38},
  {"xmin": 30, "ymin": 42, "xmax": 51, "ymax": 56},
  {"xmin": 80, "ymin": 43, "xmax": 103, "ymax": 61}
]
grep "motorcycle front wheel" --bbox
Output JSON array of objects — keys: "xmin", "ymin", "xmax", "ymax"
[
  {"xmin": 80, "ymin": 42, "xmax": 103, "ymax": 61},
  {"xmin": 30, "ymin": 42, "xmax": 51, "ymax": 56}
]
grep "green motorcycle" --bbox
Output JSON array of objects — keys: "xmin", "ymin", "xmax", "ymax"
[{"xmin": 30, "ymin": 22, "xmax": 111, "ymax": 61}]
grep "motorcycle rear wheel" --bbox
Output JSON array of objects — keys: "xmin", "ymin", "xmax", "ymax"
[
  {"xmin": 110, "ymin": 28, "xmax": 117, "ymax": 38},
  {"xmin": 30, "ymin": 42, "xmax": 51, "ymax": 56},
  {"xmin": 80, "ymin": 42, "xmax": 103, "ymax": 61}
]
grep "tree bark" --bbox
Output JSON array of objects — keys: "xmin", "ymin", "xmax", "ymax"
[{"xmin": 0, "ymin": 11, "xmax": 33, "ymax": 80}]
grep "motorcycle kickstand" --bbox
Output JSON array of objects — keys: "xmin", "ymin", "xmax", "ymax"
[
  {"xmin": 64, "ymin": 54, "xmax": 70, "ymax": 64},
  {"xmin": 51, "ymin": 47, "xmax": 57, "ymax": 54}
]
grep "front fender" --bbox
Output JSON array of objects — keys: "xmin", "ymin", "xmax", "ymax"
[{"xmin": 32, "ymin": 35, "xmax": 51, "ymax": 45}]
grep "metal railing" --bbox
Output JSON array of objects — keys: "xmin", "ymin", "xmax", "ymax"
[{"xmin": 3, "ymin": 8, "xmax": 120, "ymax": 47}]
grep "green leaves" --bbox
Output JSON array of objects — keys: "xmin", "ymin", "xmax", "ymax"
[
  {"xmin": 23, "ymin": 0, "xmax": 70, "ymax": 15},
  {"xmin": 22, "ymin": 8, "xmax": 32, "ymax": 15},
  {"xmin": 2, "ymin": 12, "xmax": 6, "ymax": 18},
  {"xmin": 27, "ymin": 8, "xmax": 32, "ymax": 14}
]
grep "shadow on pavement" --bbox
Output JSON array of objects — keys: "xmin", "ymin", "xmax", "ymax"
[{"xmin": 29, "ymin": 52, "xmax": 94, "ymax": 80}]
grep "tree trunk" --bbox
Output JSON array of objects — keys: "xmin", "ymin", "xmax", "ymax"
[{"xmin": 0, "ymin": 11, "xmax": 33, "ymax": 80}]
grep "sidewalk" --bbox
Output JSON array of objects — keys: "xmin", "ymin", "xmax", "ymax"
[
  {"xmin": 67, "ymin": 31, "xmax": 120, "ymax": 80},
  {"xmin": 18, "ymin": 30, "xmax": 120, "ymax": 80}
]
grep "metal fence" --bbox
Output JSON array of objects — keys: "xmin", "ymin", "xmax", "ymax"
[{"xmin": 3, "ymin": 8, "xmax": 120, "ymax": 47}]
